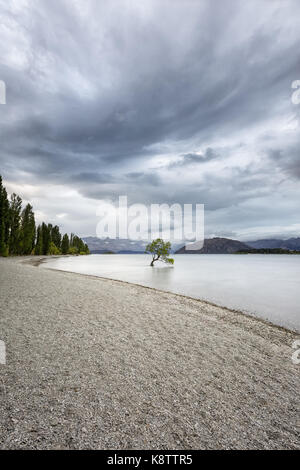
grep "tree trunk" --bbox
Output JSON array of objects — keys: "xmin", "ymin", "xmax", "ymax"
[{"xmin": 150, "ymin": 255, "xmax": 160, "ymax": 266}]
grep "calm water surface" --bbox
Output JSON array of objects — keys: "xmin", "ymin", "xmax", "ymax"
[{"xmin": 44, "ymin": 254, "xmax": 300, "ymax": 331}]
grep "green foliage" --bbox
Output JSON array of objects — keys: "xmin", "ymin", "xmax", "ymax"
[
  {"xmin": 9, "ymin": 193, "xmax": 22, "ymax": 255},
  {"xmin": 35, "ymin": 225, "xmax": 43, "ymax": 255},
  {"xmin": 51, "ymin": 225, "xmax": 62, "ymax": 250},
  {"xmin": 145, "ymin": 238, "xmax": 174, "ymax": 266},
  {"xmin": 0, "ymin": 175, "xmax": 89, "ymax": 257},
  {"xmin": 61, "ymin": 233, "xmax": 70, "ymax": 254},
  {"xmin": 41, "ymin": 223, "xmax": 51, "ymax": 255},
  {"xmin": 20, "ymin": 204, "xmax": 36, "ymax": 255},
  {"xmin": 69, "ymin": 234, "xmax": 89, "ymax": 254},
  {"xmin": 68, "ymin": 246, "xmax": 78, "ymax": 255},
  {"xmin": 1, "ymin": 244, "xmax": 9, "ymax": 257},
  {"xmin": 49, "ymin": 241, "xmax": 61, "ymax": 255},
  {"xmin": 0, "ymin": 176, "xmax": 9, "ymax": 256}
]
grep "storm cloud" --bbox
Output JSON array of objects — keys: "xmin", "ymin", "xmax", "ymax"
[
  {"xmin": 167, "ymin": 148, "xmax": 219, "ymax": 168},
  {"xmin": 0, "ymin": 0, "xmax": 299, "ymax": 239}
]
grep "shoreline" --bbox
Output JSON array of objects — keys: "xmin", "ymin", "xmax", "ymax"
[
  {"xmin": 27, "ymin": 255, "xmax": 298, "ymax": 335},
  {"xmin": 0, "ymin": 256, "xmax": 299, "ymax": 449}
]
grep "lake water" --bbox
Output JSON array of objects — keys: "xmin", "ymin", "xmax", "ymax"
[{"xmin": 43, "ymin": 254, "xmax": 300, "ymax": 332}]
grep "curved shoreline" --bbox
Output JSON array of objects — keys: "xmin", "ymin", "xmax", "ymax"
[
  {"xmin": 0, "ymin": 256, "xmax": 299, "ymax": 449},
  {"xmin": 28, "ymin": 255, "xmax": 298, "ymax": 335}
]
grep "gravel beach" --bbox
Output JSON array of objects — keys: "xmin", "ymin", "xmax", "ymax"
[{"xmin": 0, "ymin": 257, "xmax": 299, "ymax": 449}]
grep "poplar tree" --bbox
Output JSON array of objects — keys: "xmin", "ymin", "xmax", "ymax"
[
  {"xmin": 20, "ymin": 204, "xmax": 36, "ymax": 255},
  {"xmin": 0, "ymin": 176, "xmax": 9, "ymax": 256},
  {"xmin": 61, "ymin": 233, "xmax": 70, "ymax": 254},
  {"xmin": 9, "ymin": 193, "xmax": 22, "ymax": 255},
  {"xmin": 41, "ymin": 222, "xmax": 51, "ymax": 255},
  {"xmin": 35, "ymin": 225, "xmax": 43, "ymax": 255},
  {"xmin": 51, "ymin": 225, "xmax": 62, "ymax": 250},
  {"xmin": 0, "ymin": 175, "xmax": 89, "ymax": 258},
  {"xmin": 70, "ymin": 235, "xmax": 90, "ymax": 254}
]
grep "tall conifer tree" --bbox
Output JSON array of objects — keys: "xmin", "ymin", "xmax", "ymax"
[
  {"xmin": 61, "ymin": 233, "xmax": 70, "ymax": 254},
  {"xmin": 9, "ymin": 193, "xmax": 22, "ymax": 255},
  {"xmin": 0, "ymin": 175, "xmax": 89, "ymax": 258},
  {"xmin": 0, "ymin": 176, "xmax": 9, "ymax": 256},
  {"xmin": 35, "ymin": 225, "xmax": 43, "ymax": 255},
  {"xmin": 21, "ymin": 204, "xmax": 36, "ymax": 255},
  {"xmin": 41, "ymin": 222, "xmax": 51, "ymax": 255}
]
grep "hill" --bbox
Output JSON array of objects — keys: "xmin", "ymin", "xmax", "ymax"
[
  {"xmin": 246, "ymin": 237, "xmax": 300, "ymax": 250},
  {"xmin": 175, "ymin": 237, "xmax": 251, "ymax": 254}
]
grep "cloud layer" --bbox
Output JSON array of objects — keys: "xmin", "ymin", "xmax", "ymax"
[{"xmin": 0, "ymin": 0, "xmax": 299, "ymax": 239}]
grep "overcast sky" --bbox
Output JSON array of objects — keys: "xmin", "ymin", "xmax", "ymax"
[{"xmin": 0, "ymin": 0, "xmax": 300, "ymax": 240}]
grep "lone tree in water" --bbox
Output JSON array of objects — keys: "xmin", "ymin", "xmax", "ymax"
[{"xmin": 145, "ymin": 238, "xmax": 174, "ymax": 267}]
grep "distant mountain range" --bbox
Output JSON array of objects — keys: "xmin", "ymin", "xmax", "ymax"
[
  {"xmin": 246, "ymin": 237, "xmax": 300, "ymax": 250},
  {"xmin": 82, "ymin": 237, "xmax": 184, "ymax": 254},
  {"xmin": 83, "ymin": 236, "xmax": 300, "ymax": 254},
  {"xmin": 176, "ymin": 237, "xmax": 300, "ymax": 254},
  {"xmin": 82, "ymin": 237, "xmax": 147, "ymax": 254}
]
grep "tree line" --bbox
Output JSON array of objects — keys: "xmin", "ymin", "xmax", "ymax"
[
  {"xmin": 236, "ymin": 248, "xmax": 300, "ymax": 255},
  {"xmin": 0, "ymin": 175, "xmax": 89, "ymax": 257}
]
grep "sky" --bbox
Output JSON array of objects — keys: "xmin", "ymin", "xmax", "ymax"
[{"xmin": 0, "ymin": 0, "xmax": 300, "ymax": 241}]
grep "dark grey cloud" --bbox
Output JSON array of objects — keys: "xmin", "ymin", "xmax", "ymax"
[
  {"xmin": 125, "ymin": 172, "xmax": 161, "ymax": 186},
  {"xmin": 71, "ymin": 172, "xmax": 115, "ymax": 184},
  {"xmin": 0, "ymin": 0, "xmax": 299, "ymax": 237},
  {"xmin": 168, "ymin": 148, "xmax": 219, "ymax": 168},
  {"xmin": 268, "ymin": 143, "xmax": 300, "ymax": 179}
]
